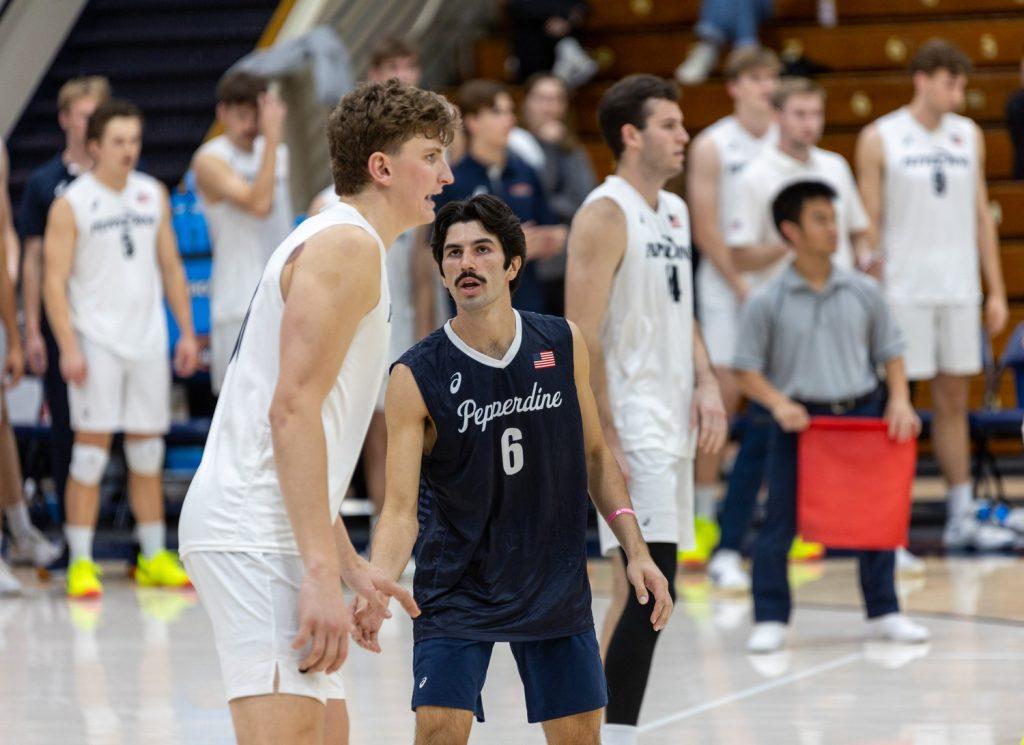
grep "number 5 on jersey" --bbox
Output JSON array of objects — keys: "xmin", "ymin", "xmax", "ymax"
[{"xmin": 501, "ymin": 427, "xmax": 524, "ymax": 476}]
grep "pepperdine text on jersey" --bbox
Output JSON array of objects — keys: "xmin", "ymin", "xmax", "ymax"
[{"xmin": 457, "ymin": 382, "xmax": 563, "ymax": 434}]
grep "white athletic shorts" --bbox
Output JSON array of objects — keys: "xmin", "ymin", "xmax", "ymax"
[
  {"xmin": 183, "ymin": 551, "xmax": 346, "ymax": 704},
  {"xmin": 698, "ymin": 296, "xmax": 741, "ymax": 369},
  {"xmin": 68, "ymin": 336, "xmax": 170, "ymax": 434},
  {"xmin": 209, "ymin": 320, "xmax": 243, "ymax": 396},
  {"xmin": 890, "ymin": 303, "xmax": 982, "ymax": 381},
  {"xmin": 598, "ymin": 449, "xmax": 695, "ymax": 557}
]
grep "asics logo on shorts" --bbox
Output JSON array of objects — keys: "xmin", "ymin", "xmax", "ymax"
[{"xmin": 419, "ymin": 677, "xmax": 428, "ymax": 689}]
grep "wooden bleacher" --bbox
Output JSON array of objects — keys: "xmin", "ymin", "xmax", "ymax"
[{"xmin": 476, "ymin": 0, "xmax": 1024, "ymax": 420}]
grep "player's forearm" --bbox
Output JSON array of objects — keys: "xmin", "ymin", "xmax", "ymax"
[
  {"xmin": 248, "ymin": 138, "xmax": 280, "ymax": 216},
  {"xmin": 270, "ymin": 402, "xmax": 341, "ymax": 576},
  {"xmin": 42, "ymin": 276, "xmax": 76, "ymax": 353},
  {"xmin": 735, "ymin": 369, "xmax": 789, "ymax": 412},
  {"xmin": 978, "ymin": 213, "xmax": 1006, "ymax": 298},
  {"xmin": 22, "ymin": 239, "xmax": 43, "ymax": 334},
  {"xmin": 732, "ymin": 243, "xmax": 788, "ymax": 273},
  {"xmin": 586, "ymin": 447, "xmax": 649, "ymax": 560},
  {"xmin": 162, "ymin": 262, "xmax": 196, "ymax": 338},
  {"xmin": 581, "ymin": 331, "xmax": 621, "ymax": 446},
  {"xmin": 368, "ymin": 504, "xmax": 419, "ymax": 582},
  {"xmin": 0, "ymin": 257, "xmax": 18, "ymax": 340},
  {"xmin": 692, "ymin": 325, "xmax": 717, "ymax": 389}
]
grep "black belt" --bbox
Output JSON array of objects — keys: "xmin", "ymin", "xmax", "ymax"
[{"xmin": 797, "ymin": 388, "xmax": 881, "ymax": 416}]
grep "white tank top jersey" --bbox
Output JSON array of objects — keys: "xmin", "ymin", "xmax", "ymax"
[
  {"xmin": 315, "ymin": 186, "xmax": 416, "ymax": 363},
  {"xmin": 197, "ymin": 134, "xmax": 294, "ymax": 327},
  {"xmin": 876, "ymin": 107, "xmax": 980, "ymax": 304},
  {"xmin": 178, "ymin": 201, "xmax": 391, "ymax": 557},
  {"xmin": 62, "ymin": 171, "xmax": 168, "ymax": 360},
  {"xmin": 696, "ymin": 115, "xmax": 778, "ymax": 309},
  {"xmin": 582, "ymin": 175, "xmax": 695, "ymax": 457}
]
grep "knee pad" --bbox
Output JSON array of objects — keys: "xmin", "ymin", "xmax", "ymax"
[
  {"xmin": 70, "ymin": 444, "xmax": 109, "ymax": 486},
  {"xmin": 124, "ymin": 437, "xmax": 165, "ymax": 475}
]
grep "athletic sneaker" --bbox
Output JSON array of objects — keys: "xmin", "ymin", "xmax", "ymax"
[
  {"xmin": 943, "ymin": 503, "xmax": 1016, "ymax": 551},
  {"xmin": 0, "ymin": 557, "xmax": 23, "ymax": 596},
  {"xmin": 866, "ymin": 613, "xmax": 930, "ymax": 644},
  {"xmin": 747, "ymin": 622, "xmax": 788, "ymax": 653},
  {"xmin": 707, "ymin": 549, "xmax": 750, "ymax": 592},
  {"xmin": 551, "ymin": 37, "xmax": 598, "ymax": 89},
  {"xmin": 679, "ymin": 515, "xmax": 719, "ymax": 567},
  {"xmin": 67, "ymin": 558, "xmax": 103, "ymax": 599},
  {"xmin": 134, "ymin": 550, "xmax": 192, "ymax": 589},
  {"xmin": 895, "ymin": 547, "xmax": 926, "ymax": 575},
  {"xmin": 788, "ymin": 536, "xmax": 825, "ymax": 562},
  {"xmin": 8, "ymin": 526, "xmax": 63, "ymax": 568},
  {"xmin": 674, "ymin": 41, "xmax": 719, "ymax": 85}
]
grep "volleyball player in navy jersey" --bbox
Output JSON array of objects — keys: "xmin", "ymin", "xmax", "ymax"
[{"xmin": 354, "ymin": 194, "xmax": 672, "ymax": 745}]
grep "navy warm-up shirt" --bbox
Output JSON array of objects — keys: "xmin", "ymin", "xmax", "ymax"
[{"xmin": 397, "ymin": 311, "xmax": 593, "ymax": 642}]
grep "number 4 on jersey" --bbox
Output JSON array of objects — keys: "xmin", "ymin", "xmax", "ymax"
[{"xmin": 666, "ymin": 265, "xmax": 682, "ymax": 303}]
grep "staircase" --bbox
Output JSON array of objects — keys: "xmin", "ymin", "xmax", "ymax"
[{"xmin": 6, "ymin": 0, "xmax": 282, "ymax": 206}]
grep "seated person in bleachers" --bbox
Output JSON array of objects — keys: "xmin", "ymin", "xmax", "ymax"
[{"xmin": 506, "ymin": 0, "xmax": 597, "ymax": 87}]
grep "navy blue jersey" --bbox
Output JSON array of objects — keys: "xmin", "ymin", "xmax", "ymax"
[{"xmin": 397, "ymin": 311, "xmax": 593, "ymax": 642}]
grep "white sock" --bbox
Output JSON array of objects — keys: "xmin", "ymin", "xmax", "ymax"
[
  {"xmin": 695, "ymin": 485, "xmax": 718, "ymax": 520},
  {"xmin": 947, "ymin": 483, "xmax": 973, "ymax": 517},
  {"xmin": 65, "ymin": 525, "xmax": 94, "ymax": 563},
  {"xmin": 136, "ymin": 521, "xmax": 166, "ymax": 559},
  {"xmin": 4, "ymin": 502, "xmax": 34, "ymax": 541},
  {"xmin": 601, "ymin": 723, "xmax": 638, "ymax": 745}
]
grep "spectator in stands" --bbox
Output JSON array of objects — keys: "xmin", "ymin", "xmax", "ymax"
[
  {"xmin": 435, "ymin": 79, "xmax": 566, "ymax": 314},
  {"xmin": 857, "ymin": 39, "xmax": 1013, "ymax": 552},
  {"xmin": 1006, "ymin": 55, "xmax": 1024, "ymax": 180},
  {"xmin": 0, "ymin": 141, "xmax": 18, "ymax": 282},
  {"xmin": 675, "ymin": 0, "xmax": 774, "ymax": 85},
  {"xmin": 43, "ymin": 99, "xmax": 200, "ymax": 598},
  {"xmin": 191, "ymin": 72, "xmax": 293, "ymax": 395},
  {"xmin": 509, "ymin": 72, "xmax": 597, "ymax": 314},
  {"xmin": 737, "ymin": 179, "xmax": 928, "ymax": 653},
  {"xmin": 19, "ymin": 75, "xmax": 110, "ymax": 511},
  {"xmin": 0, "ymin": 183, "xmax": 62, "ymax": 596},
  {"xmin": 506, "ymin": 0, "xmax": 598, "ymax": 88}
]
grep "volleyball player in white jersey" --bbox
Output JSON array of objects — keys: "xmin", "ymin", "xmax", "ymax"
[
  {"xmin": 43, "ymin": 99, "xmax": 200, "ymax": 598},
  {"xmin": 177, "ymin": 81, "xmax": 458, "ymax": 745},
  {"xmin": 686, "ymin": 46, "xmax": 779, "ymax": 577},
  {"xmin": 566, "ymin": 74, "xmax": 727, "ymax": 745},
  {"xmin": 191, "ymin": 71, "xmax": 293, "ymax": 394},
  {"xmin": 856, "ymin": 39, "xmax": 1013, "ymax": 551},
  {"xmin": 308, "ymin": 37, "xmax": 424, "ymax": 527}
]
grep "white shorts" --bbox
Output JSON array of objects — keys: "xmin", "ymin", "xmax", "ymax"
[
  {"xmin": 183, "ymin": 551, "xmax": 346, "ymax": 705},
  {"xmin": 68, "ymin": 336, "xmax": 170, "ymax": 434},
  {"xmin": 890, "ymin": 303, "xmax": 982, "ymax": 381},
  {"xmin": 210, "ymin": 320, "xmax": 243, "ymax": 395},
  {"xmin": 598, "ymin": 449, "xmax": 695, "ymax": 557},
  {"xmin": 698, "ymin": 297, "xmax": 740, "ymax": 369}
]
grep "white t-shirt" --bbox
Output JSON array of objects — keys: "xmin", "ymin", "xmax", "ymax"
[
  {"xmin": 875, "ymin": 107, "xmax": 980, "ymax": 304},
  {"xmin": 725, "ymin": 145, "xmax": 869, "ymax": 289},
  {"xmin": 695, "ymin": 115, "xmax": 777, "ymax": 309},
  {"xmin": 62, "ymin": 171, "xmax": 168, "ymax": 360},
  {"xmin": 581, "ymin": 175, "xmax": 696, "ymax": 457},
  {"xmin": 196, "ymin": 134, "xmax": 294, "ymax": 327},
  {"xmin": 178, "ymin": 201, "xmax": 391, "ymax": 556}
]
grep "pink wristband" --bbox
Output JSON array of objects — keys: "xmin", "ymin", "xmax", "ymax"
[{"xmin": 606, "ymin": 507, "xmax": 636, "ymax": 524}]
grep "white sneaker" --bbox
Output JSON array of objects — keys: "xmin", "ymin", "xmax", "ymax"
[
  {"xmin": 747, "ymin": 622, "xmax": 788, "ymax": 653},
  {"xmin": 674, "ymin": 41, "xmax": 719, "ymax": 85},
  {"xmin": 943, "ymin": 508, "xmax": 1016, "ymax": 551},
  {"xmin": 708, "ymin": 550, "xmax": 751, "ymax": 592},
  {"xmin": 552, "ymin": 37, "xmax": 598, "ymax": 89},
  {"xmin": 0, "ymin": 558, "xmax": 23, "ymax": 596},
  {"xmin": 8, "ymin": 527, "xmax": 63, "ymax": 568},
  {"xmin": 866, "ymin": 613, "xmax": 930, "ymax": 644},
  {"xmin": 895, "ymin": 547, "xmax": 925, "ymax": 575}
]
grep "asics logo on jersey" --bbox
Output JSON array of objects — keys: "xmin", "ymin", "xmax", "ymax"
[
  {"xmin": 456, "ymin": 382, "xmax": 563, "ymax": 434},
  {"xmin": 450, "ymin": 372, "xmax": 462, "ymax": 394}
]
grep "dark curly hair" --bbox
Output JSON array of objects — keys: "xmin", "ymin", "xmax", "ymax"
[
  {"xmin": 327, "ymin": 80, "xmax": 459, "ymax": 196},
  {"xmin": 430, "ymin": 195, "xmax": 526, "ymax": 295}
]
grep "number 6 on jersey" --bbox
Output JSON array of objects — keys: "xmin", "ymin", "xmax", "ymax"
[{"xmin": 501, "ymin": 427, "xmax": 524, "ymax": 476}]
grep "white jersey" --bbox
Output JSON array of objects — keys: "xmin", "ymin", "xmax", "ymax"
[
  {"xmin": 62, "ymin": 171, "xmax": 167, "ymax": 360},
  {"xmin": 725, "ymin": 145, "xmax": 869, "ymax": 287},
  {"xmin": 582, "ymin": 176, "xmax": 695, "ymax": 457},
  {"xmin": 315, "ymin": 186, "xmax": 415, "ymax": 364},
  {"xmin": 876, "ymin": 107, "xmax": 980, "ymax": 304},
  {"xmin": 695, "ymin": 116, "xmax": 777, "ymax": 308},
  {"xmin": 178, "ymin": 201, "xmax": 391, "ymax": 556},
  {"xmin": 197, "ymin": 135, "xmax": 294, "ymax": 326}
]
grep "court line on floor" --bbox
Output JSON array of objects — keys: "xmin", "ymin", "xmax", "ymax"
[{"xmin": 638, "ymin": 652, "xmax": 864, "ymax": 733}]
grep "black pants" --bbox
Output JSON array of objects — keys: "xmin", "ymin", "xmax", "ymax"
[{"xmin": 41, "ymin": 313, "xmax": 72, "ymax": 505}]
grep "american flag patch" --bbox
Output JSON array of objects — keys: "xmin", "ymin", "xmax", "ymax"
[{"xmin": 533, "ymin": 350, "xmax": 556, "ymax": 369}]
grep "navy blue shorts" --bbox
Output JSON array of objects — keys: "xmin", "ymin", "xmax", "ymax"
[{"xmin": 411, "ymin": 630, "xmax": 608, "ymax": 723}]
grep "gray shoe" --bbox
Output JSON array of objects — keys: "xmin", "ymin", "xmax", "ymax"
[{"xmin": 8, "ymin": 527, "xmax": 63, "ymax": 568}]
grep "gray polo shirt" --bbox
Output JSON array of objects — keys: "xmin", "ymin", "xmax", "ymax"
[{"xmin": 733, "ymin": 264, "xmax": 905, "ymax": 401}]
